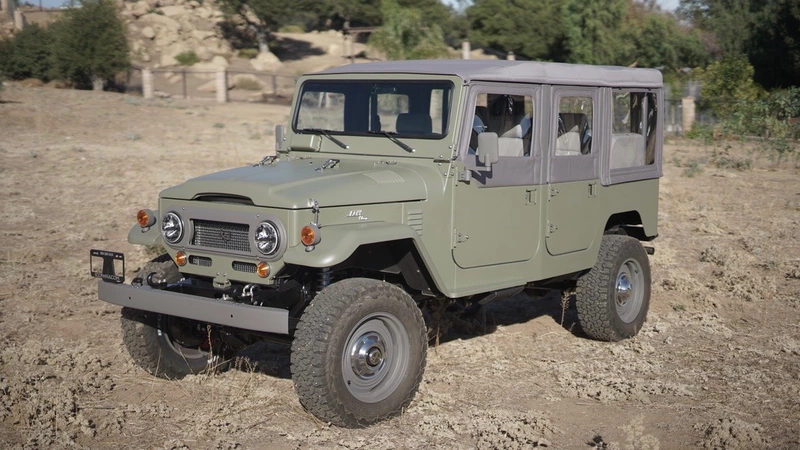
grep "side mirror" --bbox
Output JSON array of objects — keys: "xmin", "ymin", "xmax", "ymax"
[
  {"xmin": 477, "ymin": 132, "xmax": 499, "ymax": 166},
  {"xmin": 275, "ymin": 124, "xmax": 286, "ymax": 151}
]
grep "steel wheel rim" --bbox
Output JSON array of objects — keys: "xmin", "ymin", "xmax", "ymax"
[
  {"xmin": 342, "ymin": 312, "xmax": 409, "ymax": 403},
  {"xmin": 615, "ymin": 258, "xmax": 645, "ymax": 323}
]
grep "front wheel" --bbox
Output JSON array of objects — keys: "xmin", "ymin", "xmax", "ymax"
[
  {"xmin": 576, "ymin": 235, "xmax": 651, "ymax": 341},
  {"xmin": 291, "ymin": 278, "xmax": 427, "ymax": 427}
]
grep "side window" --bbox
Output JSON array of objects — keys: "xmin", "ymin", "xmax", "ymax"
[
  {"xmin": 556, "ymin": 96, "xmax": 593, "ymax": 156},
  {"xmin": 470, "ymin": 93, "xmax": 533, "ymax": 157},
  {"xmin": 611, "ymin": 90, "xmax": 657, "ymax": 168}
]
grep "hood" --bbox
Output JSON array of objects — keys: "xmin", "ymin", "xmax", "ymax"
[{"xmin": 159, "ymin": 158, "xmax": 428, "ymax": 208}]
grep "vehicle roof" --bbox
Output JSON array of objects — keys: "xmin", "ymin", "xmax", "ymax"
[{"xmin": 314, "ymin": 60, "xmax": 662, "ymax": 88}]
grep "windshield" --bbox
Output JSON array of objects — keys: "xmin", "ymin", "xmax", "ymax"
[{"xmin": 294, "ymin": 80, "xmax": 453, "ymax": 139}]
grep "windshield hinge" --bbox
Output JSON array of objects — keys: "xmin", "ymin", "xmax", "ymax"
[{"xmin": 315, "ymin": 159, "xmax": 340, "ymax": 172}]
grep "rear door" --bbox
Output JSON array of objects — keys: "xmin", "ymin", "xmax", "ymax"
[{"xmin": 546, "ymin": 88, "xmax": 601, "ymax": 256}]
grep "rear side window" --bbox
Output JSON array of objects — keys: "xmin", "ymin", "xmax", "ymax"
[{"xmin": 611, "ymin": 91, "xmax": 657, "ymax": 168}]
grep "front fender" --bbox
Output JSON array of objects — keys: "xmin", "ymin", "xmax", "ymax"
[
  {"xmin": 283, "ymin": 222, "xmax": 420, "ymax": 269},
  {"xmin": 127, "ymin": 210, "xmax": 162, "ymax": 246}
]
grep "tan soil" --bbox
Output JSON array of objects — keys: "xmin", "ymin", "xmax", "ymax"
[{"xmin": 1, "ymin": 83, "xmax": 799, "ymax": 449}]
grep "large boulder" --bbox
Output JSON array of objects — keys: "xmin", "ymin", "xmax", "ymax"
[
  {"xmin": 141, "ymin": 13, "xmax": 181, "ymax": 33},
  {"xmin": 250, "ymin": 52, "xmax": 283, "ymax": 72},
  {"xmin": 160, "ymin": 5, "xmax": 186, "ymax": 17}
]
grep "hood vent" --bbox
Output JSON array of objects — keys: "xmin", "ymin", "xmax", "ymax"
[{"xmin": 194, "ymin": 194, "xmax": 255, "ymax": 206}]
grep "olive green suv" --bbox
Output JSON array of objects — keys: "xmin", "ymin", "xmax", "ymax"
[{"xmin": 91, "ymin": 60, "xmax": 662, "ymax": 427}]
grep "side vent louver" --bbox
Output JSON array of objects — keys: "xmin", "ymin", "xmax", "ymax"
[{"xmin": 407, "ymin": 209, "xmax": 423, "ymax": 236}]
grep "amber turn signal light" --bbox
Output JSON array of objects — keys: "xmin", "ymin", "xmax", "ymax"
[
  {"xmin": 256, "ymin": 261, "xmax": 270, "ymax": 278},
  {"xmin": 137, "ymin": 209, "xmax": 156, "ymax": 228},
  {"xmin": 175, "ymin": 251, "xmax": 188, "ymax": 267},
  {"xmin": 301, "ymin": 224, "xmax": 321, "ymax": 246}
]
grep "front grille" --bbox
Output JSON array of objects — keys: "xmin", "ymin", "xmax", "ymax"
[
  {"xmin": 189, "ymin": 255, "xmax": 212, "ymax": 267},
  {"xmin": 192, "ymin": 220, "xmax": 250, "ymax": 252},
  {"xmin": 232, "ymin": 261, "xmax": 257, "ymax": 273}
]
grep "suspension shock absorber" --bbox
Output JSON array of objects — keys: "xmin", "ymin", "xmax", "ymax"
[{"xmin": 316, "ymin": 267, "xmax": 334, "ymax": 294}]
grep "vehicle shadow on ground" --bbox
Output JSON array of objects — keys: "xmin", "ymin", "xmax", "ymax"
[
  {"xmin": 430, "ymin": 290, "xmax": 583, "ymax": 346},
  {"xmin": 232, "ymin": 290, "xmax": 582, "ymax": 380}
]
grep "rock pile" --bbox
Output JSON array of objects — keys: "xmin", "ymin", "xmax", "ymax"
[{"xmin": 121, "ymin": 0, "xmax": 283, "ymax": 72}]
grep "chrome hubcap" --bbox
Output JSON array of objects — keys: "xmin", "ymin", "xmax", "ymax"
[
  {"xmin": 615, "ymin": 258, "xmax": 645, "ymax": 323},
  {"xmin": 616, "ymin": 273, "xmax": 633, "ymax": 306},
  {"xmin": 349, "ymin": 333, "xmax": 386, "ymax": 378}
]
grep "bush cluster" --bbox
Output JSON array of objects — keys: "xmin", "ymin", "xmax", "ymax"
[{"xmin": 0, "ymin": 0, "xmax": 129, "ymax": 90}]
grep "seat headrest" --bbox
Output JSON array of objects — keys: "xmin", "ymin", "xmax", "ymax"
[{"xmin": 396, "ymin": 113, "xmax": 432, "ymax": 135}]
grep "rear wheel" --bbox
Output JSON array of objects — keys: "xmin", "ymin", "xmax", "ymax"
[
  {"xmin": 291, "ymin": 278, "xmax": 427, "ymax": 427},
  {"xmin": 576, "ymin": 235, "xmax": 651, "ymax": 341}
]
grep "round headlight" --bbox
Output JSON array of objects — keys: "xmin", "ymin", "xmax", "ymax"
[
  {"xmin": 161, "ymin": 212, "xmax": 184, "ymax": 244},
  {"xmin": 255, "ymin": 221, "xmax": 279, "ymax": 255}
]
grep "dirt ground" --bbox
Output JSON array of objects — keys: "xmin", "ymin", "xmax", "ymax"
[{"xmin": 1, "ymin": 83, "xmax": 798, "ymax": 450}]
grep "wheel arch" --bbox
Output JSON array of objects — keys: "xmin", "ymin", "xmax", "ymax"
[
  {"xmin": 603, "ymin": 210, "xmax": 656, "ymax": 241},
  {"xmin": 282, "ymin": 222, "xmax": 445, "ymax": 296}
]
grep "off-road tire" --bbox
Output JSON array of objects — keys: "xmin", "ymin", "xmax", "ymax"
[
  {"xmin": 576, "ymin": 235, "xmax": 651, "ymax": 341},
  {"xmin": 291, "ymin": 278, "xmax": 427, "ymax": 427},
  {"xmin": 120, "ymin": 255, "xmax": 230, "ymax": 379}
]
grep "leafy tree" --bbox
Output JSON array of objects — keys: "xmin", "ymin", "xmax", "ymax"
[
  {"xmin": 623, "ymin": 7, "xmax": 709, "ymax": 70},
  {"xmin": 0, "ymin": 24, "xmax": 55, "ymax": 81},
  {"xmin": 561, "ymin": 0, "xmax": 629, "ymax": 65},
  {"xmin": 748, "ymin": 0, "xmax": 800, "ymax": 89},
  {"xmin": 696, "ymin": 55, "xmax": 763, "ymax": 117},
  {"xmin": 217, "ymin": 0, "xmax": 295, "ymax": 53},
  {"xmin": 50, "ymin": 0, "xmax": 130, "ymax": 90},
  {"xmin": 368, "ymin": 0, "xmax": 449, "ymax": 60},
  {"xmin": 466, "ymin": 0, "xmax": 563, "ymax": 60}
]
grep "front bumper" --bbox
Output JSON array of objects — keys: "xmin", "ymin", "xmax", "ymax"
[{"xmin": 97, "ymin": 281, "xmax": 289, "ymax": 335}]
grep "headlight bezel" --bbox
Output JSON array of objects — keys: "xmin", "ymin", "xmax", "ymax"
[
  {"xmin": 161, "ymin": 211, "xmax": 184, "ymax": 244},
  {"xmin": 254, "ymin": 220, "xmax": 281, "ymax": 256}
]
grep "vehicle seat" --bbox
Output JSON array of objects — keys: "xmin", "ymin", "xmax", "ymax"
[
  {"xmin": 556, "ymin": 113, "xmax": 588, "ymax": 156},
  {"xmin": 396, "ymin": 113, "xmax": 432, "ymax": 135},
  {"xmin": 498, "ymin": 124, "xmax": 525, "ymax": 157},
  {"xmin": 610, "ymin": 133, "xmax": 646, "ymax": 168}
]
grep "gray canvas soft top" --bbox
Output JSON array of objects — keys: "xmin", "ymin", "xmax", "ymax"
[{"xmin": 315, "ymin": 60, "xmax": 662, "ymax": 89}]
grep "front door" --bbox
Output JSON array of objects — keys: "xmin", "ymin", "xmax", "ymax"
[{"xmin": 452, "ymin": 85, "xmax": 541, "ymax": 269}]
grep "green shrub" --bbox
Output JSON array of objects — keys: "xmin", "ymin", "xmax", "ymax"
[
  {"xmin": 685, "ymin": 123, "xmax": 714, "ymax": 144},
  {"xmin": 237, "ymin": 48, "xmax": 259, "ymax": 59},
  {"xmin": 174, "ymin": 51, "xmax": 200, "ymax": 66},
  {"xmin": 0, "ymin": 24, "xmax": 55, "ymax": 82},
  {"xmin": 278, "ymin": 24, "xmax": 305, "ymax": 33},
  {"xmin": 683, "ymin": 160, "xmax": 703, "ymax": 177},
  {"xmin": 50, "ymin": 0, "xmax": 130, "ymax": 90}
]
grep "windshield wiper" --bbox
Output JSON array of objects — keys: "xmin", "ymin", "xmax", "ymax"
[
  {"xmin": 298, "ymin": 128, "xmax": 349, "ymax": 149},
  {"xmin": 368, "ymin": 131, "xmax": 415, "ymax": 153}
]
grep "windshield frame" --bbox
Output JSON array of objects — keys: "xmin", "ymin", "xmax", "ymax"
[{"xmin": 292, "ymin": 78, "xmax": 455, "ymax": 141}]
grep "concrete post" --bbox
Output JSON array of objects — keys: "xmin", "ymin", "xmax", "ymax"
[
  {"xmin": 216, "ymin": 67, "xmax": 227, "ymax": 103},
  {"xmin": 681, "ymin": 96, "xmax": 695, "ymax": 133},
  {"xmin": 461, "ymin": 40, "xmax": 470, "ymax": 60},
  {"xmin": 507, "ymin": 51, "xmax": 515, "ymax": 61},
  {"xmin": 13, "ymin": 9, "xmax": 25, "ymax": 30},
  {"xmin": 142, "ymin": 68, "xmax": 153, "ymax": 99}
]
